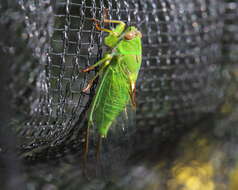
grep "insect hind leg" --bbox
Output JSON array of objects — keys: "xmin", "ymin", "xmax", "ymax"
[
  {"xmin": 83, "ymin": 119, "xmax": 94, "ymax": 166},
  {"xmin": 96, "ymin": 135, "xmax": 102, "ymax": 166},
  {"xmin": 83, "ymin": 121, "xmax": 90, "ymax": 163}
]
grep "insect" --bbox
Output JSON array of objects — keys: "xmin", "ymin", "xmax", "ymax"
[{"xmin": 82, "ymin": 17, "xmax": 142, "ymax": 159}]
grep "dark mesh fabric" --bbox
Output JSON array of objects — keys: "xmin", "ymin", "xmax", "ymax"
[
  {"xmin": 7, "ymin": 0, "xmax": 225, "ymax": 161},
  {"xmin": 1, "ymin": 0, "xmax": 237, "ymax": 189}
]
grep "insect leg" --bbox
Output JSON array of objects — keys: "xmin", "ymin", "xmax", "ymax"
[
  {"xmin": 83, "ymin": 122, "xmax": 90, "ymax": 168},
  {"xmin": 96, "ymin": 135, "xmax": 102, "ymax": 163},
  {"xmin": 82, "ymin": 54, "xmax": 112, "ymax": 73},
  {"xmin": 103, "ymin": 19, "xmax": 126, "ymax": 36},
  {"xmin": 82, "ymin": 60, "xmax": 111, "ymax": 92},
  {"xmin": 91, "ymin": 18, "xmax": 114, "ymax": 34},
  {"xmin": 103, "ymin": 19, "xmax": 125, "ymax": 25},
  {"xmin": 95, "ymin": 135, "xmax": 103, "ymax": 177}
]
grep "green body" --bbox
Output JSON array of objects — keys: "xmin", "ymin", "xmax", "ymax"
[{"xmin": 87, "ymin": 22, "xmax": 142, "ymax": 137}]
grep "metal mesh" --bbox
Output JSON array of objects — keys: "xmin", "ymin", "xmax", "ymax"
[
  {"xmin": 1, "ymin": 0, "xmax": 237, "ymax": 189},
  {"xmin": 0, "ymin": 0, "xmax": 231, "ymax": 186},
  {"xmin": 6, "ymin": 0, "xmax": 226, "ymax": 162},
  {"xmin": 223, "ymin": 0, "xmax": 238, "ymax": 64}
]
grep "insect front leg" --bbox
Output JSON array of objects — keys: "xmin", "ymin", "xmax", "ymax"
[
  {"xmin": 103, "ymin": 19, "xmax": 125, "ymax": 25},
  {"xmin": 82, "ymin": 60, "xmax": 111, "ymax": 92},
  {"xmin": 91, "ymin": 18, "xmax": 125, "ymax": 36},
  {"xmin": 91, "ymin": 18, "xmax": 115, "ymax": 34}
]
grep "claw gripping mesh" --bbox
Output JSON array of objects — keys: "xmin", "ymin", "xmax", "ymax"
[{"xmin": 5, "ymin": 0, "xmax": 226, "ymax": 161}]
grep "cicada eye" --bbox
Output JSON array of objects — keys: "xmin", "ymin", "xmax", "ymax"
[
  {"xmin": 137, "ymin": 31, "xmax": 142, "ymax": 38},
  {"xmin": 124, "ymin": 31, "xmax": 136, "ymax": 40}
]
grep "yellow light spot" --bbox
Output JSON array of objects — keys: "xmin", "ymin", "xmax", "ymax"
[
  {"xmin": 168, "ymin": 162, "xmax": 215, "ymax": 190},
  {"xmin": 229, "ymin": 166, "xmax": 238, "ymax": 190}
]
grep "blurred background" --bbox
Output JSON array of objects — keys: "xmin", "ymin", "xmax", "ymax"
[{"xmin": 0, "ymin": 0, "xmax": 238, "ymax": 189}]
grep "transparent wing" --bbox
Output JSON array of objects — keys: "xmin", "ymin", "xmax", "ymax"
[
  {"xmin": 98, "ymin": 104, "xmax": 136, "ymax": 172},
  {"xmin": 108, "ymin": 104, "xmax": 136, "ymax": 142}
]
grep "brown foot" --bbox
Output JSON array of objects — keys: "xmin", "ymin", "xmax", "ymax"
[{"xmin": 82, "ymin": 80, "xmax": 94, "ymax": 92}]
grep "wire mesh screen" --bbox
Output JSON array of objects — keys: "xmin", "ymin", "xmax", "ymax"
[
  {"xmin": 5, "ymin": 0, "xmax": 226, "ymax": 162},
  {"xmin": 223, "ymin": 1, "xmax": 238, "ymax": 64},
  {"xmin": 2, "ymin": 0, "xmax": 237, "ymax": 189}
]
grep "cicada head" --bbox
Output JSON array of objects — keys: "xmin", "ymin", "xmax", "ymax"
[
  {"xmin": 104, "ymin": 21, "xmax": 126, "ymax": 48},
  {"xmin": 124, "ymin": 27, "xmax": 142, "ymax": 40}
]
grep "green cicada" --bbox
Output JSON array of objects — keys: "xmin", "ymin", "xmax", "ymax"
[{"xmin": 82, "ymin": 18, "xmax": 142, "ymax": 155}]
